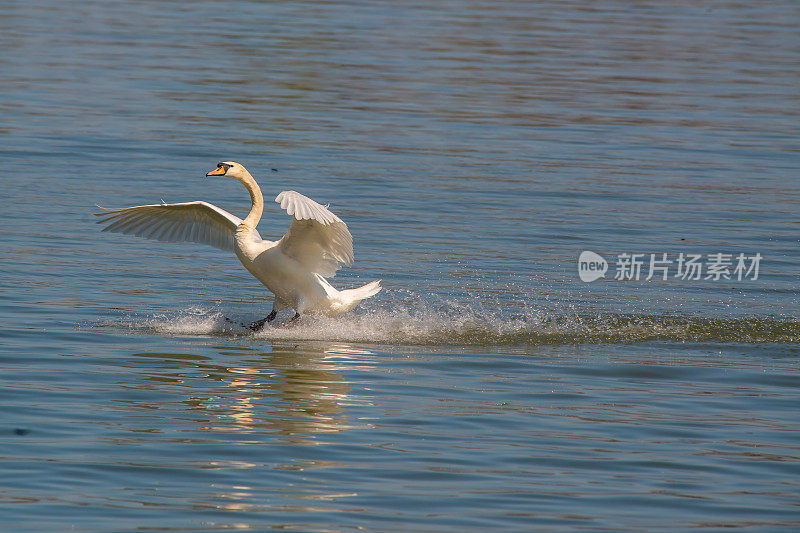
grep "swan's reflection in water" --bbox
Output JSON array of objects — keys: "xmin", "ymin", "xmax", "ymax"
[
  {"xmin": 125, "ymin": 342, "xmax": 377, "ymax": 442},
  {"xmin": 215, "ymin": 343, "xmax": 374, "ymax": 438},
  {"xmin": 118, "ymin": 342, "xmax": 377, "ymax": 518}
]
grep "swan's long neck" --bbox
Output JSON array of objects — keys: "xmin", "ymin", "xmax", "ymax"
[{"xmin": 238, "ymin": 170, "xmax": 263, "ymax": 236}]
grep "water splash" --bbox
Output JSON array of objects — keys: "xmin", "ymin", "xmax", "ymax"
[{"xmin": 122, "ymin": 297, "xmax": 800, "ymax": 346}]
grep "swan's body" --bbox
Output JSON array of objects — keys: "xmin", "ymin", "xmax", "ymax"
[{"xmin": 96, "ymin": 162, "xmax": 381, "ymax": 325}]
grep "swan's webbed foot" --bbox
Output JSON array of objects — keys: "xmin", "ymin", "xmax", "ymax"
[{"xmin": 248, "ymin": 309, "xmax": 277, "ymax": 331}]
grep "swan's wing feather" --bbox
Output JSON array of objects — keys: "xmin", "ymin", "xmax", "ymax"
[
  {"xmin": 276, "ymin": 191, "xmax": 354, "ymax": 278},
  {"xmin": 95, "ymin": 201, "xmax": 261, "ymax": 250}
]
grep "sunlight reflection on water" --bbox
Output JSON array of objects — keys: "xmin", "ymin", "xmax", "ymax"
[{"xmin": 1, "ymin": 0, "xmax": 799, "ymax": 531}]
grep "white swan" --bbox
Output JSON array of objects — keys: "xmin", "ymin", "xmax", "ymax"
[{"xmin": 96, "ymin": 161, "xmax": 381, "ymax": 329}]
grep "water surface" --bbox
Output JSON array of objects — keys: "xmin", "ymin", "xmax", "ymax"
[{"xmin": 1, "ymin": 1, "xmax": 799, "ymax": 531}]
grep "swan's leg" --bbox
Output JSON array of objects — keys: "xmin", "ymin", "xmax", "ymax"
[{"xmin": 248, "ymin": 309, "xmax": 277, "ymax": 331}]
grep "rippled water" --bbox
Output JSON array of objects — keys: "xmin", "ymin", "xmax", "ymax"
[{"xmin": 1, "ymin": 1, "xmax": 799, "ymax": 531}]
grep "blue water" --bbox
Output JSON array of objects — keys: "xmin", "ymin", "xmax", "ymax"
[{"xmin": 1, "ymin": 1, "xmax": 799, "ymax": 531}]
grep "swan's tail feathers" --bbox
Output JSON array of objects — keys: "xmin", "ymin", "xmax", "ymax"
[{"xmin": 337, "ymin": 279, "xmax": 382, "ymax": 313}]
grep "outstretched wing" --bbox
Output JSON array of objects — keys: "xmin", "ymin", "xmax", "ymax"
[
  {"xmin": 275, "ymin": 190, "xmax": 354, "ymax": 278},
  {"xmin": 95, "ymin": 201, "xmax": 261, "ymax": 251}
]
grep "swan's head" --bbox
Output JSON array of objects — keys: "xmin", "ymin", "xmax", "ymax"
[{"xmin": 206, "ymin": 161, "xmax": 250, "ymax": 181}]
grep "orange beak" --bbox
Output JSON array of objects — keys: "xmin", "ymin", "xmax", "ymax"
[{"xmin": 206, "ymin": 165, "xmax": 226, "ymax": 176}]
